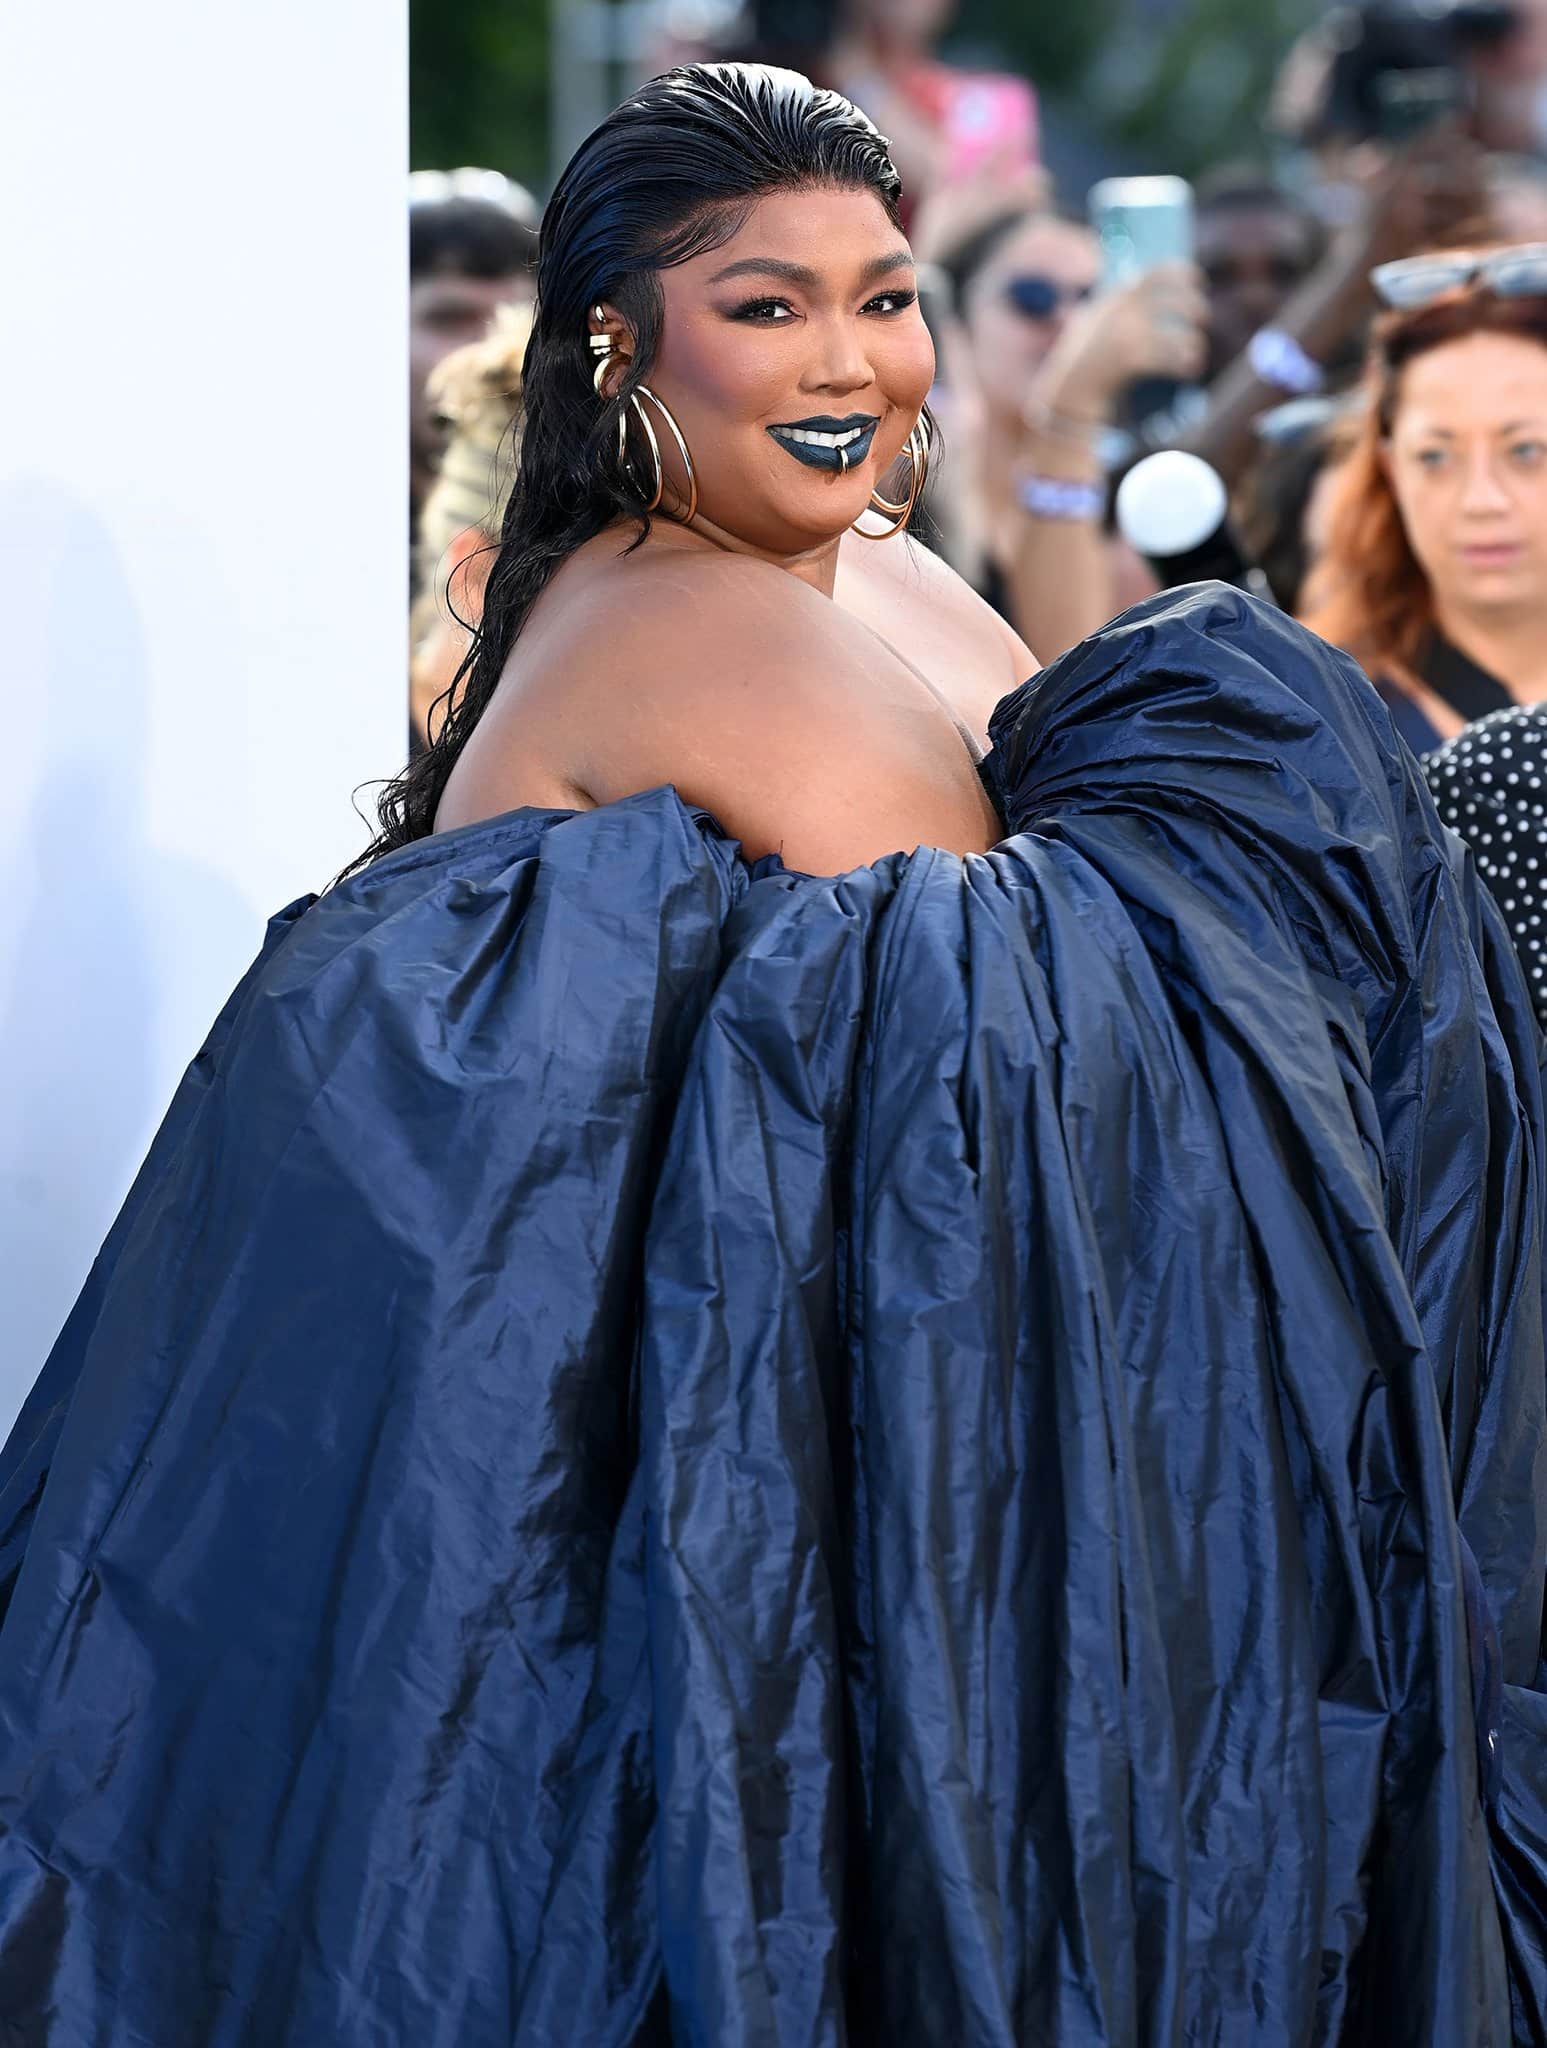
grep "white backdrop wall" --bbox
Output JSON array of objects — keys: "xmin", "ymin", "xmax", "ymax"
[{"xmin": 0, "ymin": 5, "xmax": 409, "ymax": 1427}]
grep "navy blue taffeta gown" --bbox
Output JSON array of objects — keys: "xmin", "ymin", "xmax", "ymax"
[{"xmin": 1, "ymin": 587, "xmax": 1545, "ymax": 2044}]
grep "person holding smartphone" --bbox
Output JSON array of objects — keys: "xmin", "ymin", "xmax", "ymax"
[
  {"xmin": 931, "ymin": 201, "xmax": 1207, "ymax": 658},
  {"xmin": 827, "ymin": 0, "xmax": 1039, "ymax": 231},
  {"xmin": 1179, "ymin": 124, "xmax": 1491, "ymax": 491}
]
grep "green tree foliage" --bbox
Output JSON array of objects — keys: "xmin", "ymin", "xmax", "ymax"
[
  {"xmin": 953, "ymin": 0, "xmax": 1118, "ymax": 96},
  {"xmin": 1099, "ymin": 0, "xmax": 1313, "ymax": 173},
  {"xmin": 953, "ymin": 0, "xmax": 1315, "ymax": 176},
  {"xmin": 411, "ymin": 0, "xmax": 551, "ymax": 193},
  {"xmin": 410, "ymin": 0, "xmax": 1314, "ymax": 197}
]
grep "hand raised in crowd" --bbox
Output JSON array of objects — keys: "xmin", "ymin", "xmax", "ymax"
[
  {"xmin": 1030, "ymin": 263, "xmax": 1210, "ymax": 424},
  {"xmin": 1175, "ymin": 124, "xmax": 1490, "ymax": 497},
  {"xmin": 1244, "ymin": 125, "xmax": 1488, "ymax": 366},
  {"xmin": 1336, "ymin": 123, "xmax": 1491, "ymax": 279}
]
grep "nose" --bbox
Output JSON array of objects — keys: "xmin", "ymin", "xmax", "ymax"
[
  {"xmin": 1460, "ymin": 448, "xmax": 1512, "ymax": 515},
  {"xmin": 801, "ymin": 313, "xmax": 876, "ymax": 397}
]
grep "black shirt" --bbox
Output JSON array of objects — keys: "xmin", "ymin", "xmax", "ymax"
[{"xmin": 1381, "ymin": 632, "xmax": 1513, "ymax": 756}]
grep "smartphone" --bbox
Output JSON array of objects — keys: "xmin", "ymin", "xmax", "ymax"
[
  {"xmin": 939, "ymin": 74, "xmax": 1039, "ymax": 182},
  {"xmin": 1089, "ymin": 176, "xmax": 1197, "ymax": 439},
  {"xmin": 1089, "ymin": 176, "xmax": 1195, "ymax": 290}
]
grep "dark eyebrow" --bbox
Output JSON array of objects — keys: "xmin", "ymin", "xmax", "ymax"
[{"xmin": 707, "ymin": 250, "xmax": 915, "ymax": 289}]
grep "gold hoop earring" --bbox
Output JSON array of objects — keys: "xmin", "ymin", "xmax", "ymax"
[
  {"xmin": 624, "ymin": 385, "xmax": 699, "ymax": 524},
  {"xmin": 587, "ymin": 306, "xmax": 698, "ymax": 522},
  {"xmin": 852, "ymin": 420, "xmax": 929, "ymax": 540}
]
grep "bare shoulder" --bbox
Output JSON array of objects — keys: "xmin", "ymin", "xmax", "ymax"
[
  {"xmin": 446, "ymin": 532, "xmax": 1000, "ymax": 871},
  {"xmin": 517, "ymin": 542, "xmax": 856, "ymax": 711},
  {"xmin": 836, "ymin": 530, "xmax": 1038, "ymax": 736},
  {"xmin": 443, "ymin": 534, "xmax": 844, "ymax": 795},
  {"xmin": 586, "ymin": 539, "xmax": 838, "ymax": 650},
  {"xmin": 888, "ymin": 532, "xmax": 1041, "ymax": 684}
]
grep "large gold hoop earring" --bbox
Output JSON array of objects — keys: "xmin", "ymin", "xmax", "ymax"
[
  {"xmin": 852, "ymin": 420, "xmax": 929, "ymax": 541},
  {"xmin": 625, "ymin": 385, "xmax": 699, "ymax": 524},
  {"xmin": 588, "ymin": 308, "xmax": 699, "ymax": 524}
]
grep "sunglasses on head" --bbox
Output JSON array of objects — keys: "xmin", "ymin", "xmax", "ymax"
[
  {"xmin": 1253, "ymin": 393, "xmax": 1358, "ymax": 450},
  {"xmin": 1370, "ymin": 243, "xmax": 1547, "ymax": 310},
  {"xmin": 1004, "ymin": 273, "xmax": 1095, "ymax": 320}
]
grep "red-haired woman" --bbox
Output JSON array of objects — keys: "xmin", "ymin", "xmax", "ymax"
[{"xmin": 1304, "ymin": 244, "xmax": 1547, "ymax": 754}]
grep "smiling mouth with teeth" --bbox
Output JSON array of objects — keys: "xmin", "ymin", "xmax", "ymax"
[
  {"xmin": 766, "ymin": 414, "xmax": 880, "ymax": 475},
  {"xmin": 779, "ymin": 426, "xmax": 867, "ymax": 448}
]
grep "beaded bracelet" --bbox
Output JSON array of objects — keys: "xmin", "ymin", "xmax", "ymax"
[
  {"xmin": 1016, "ymin": 473, "xmax": 1105, "ymax": 522},
  {"xmin": 1247, "ymin": 325, "xmax": 1325, "ymax": 397}
]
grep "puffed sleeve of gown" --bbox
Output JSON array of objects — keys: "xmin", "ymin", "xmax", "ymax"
[{"xmin": 0, "ymin": 584, "xmax": 1543, "ymax": 2046}]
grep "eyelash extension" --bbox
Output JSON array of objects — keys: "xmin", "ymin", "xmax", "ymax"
[{"xmin": 726, "ymin": 287, "xmax": 920, "ymax": 322}]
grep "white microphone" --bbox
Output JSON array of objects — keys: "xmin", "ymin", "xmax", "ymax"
[{"xmin": 1115, "ymin": 449, "xmax": 1274, "ymax": 602}]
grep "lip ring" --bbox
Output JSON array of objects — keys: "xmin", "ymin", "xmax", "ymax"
[{"xmin": 766, "ymin": 418, "xmax": 879, "ymax": 475}]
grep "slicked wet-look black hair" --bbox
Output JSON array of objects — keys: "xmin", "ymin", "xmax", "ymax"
[{"xmin": 356, "ymin": 63, "xmax": 913, "ymax": 867}]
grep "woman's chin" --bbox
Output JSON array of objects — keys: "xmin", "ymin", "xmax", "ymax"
[
  {"xmin": 1449, "ymin": 564, "xmax": 1540, "ymax": 612},
  {"xmin": 772, "ymin": 478, "xmax": 879, "ymax": 541}
]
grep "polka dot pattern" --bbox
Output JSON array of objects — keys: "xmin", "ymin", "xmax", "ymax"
[{"xmin": 1423, "ymin": 703, "xmax": 1547, "ymax": 1027}]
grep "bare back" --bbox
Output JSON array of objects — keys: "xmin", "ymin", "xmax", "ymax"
[{"xmin": 434, "ymin": 526, "xmax": 1029, "ymax": 874}]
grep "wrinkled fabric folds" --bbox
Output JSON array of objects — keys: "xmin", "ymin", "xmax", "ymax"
[{"xmin": 0, "ymin": 585, "xmax": 1544, "ymax": 2044}]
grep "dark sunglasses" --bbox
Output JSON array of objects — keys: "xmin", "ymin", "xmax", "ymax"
[
  {"xmin": 1004, "ymin": 273, "xmax": 1095, "ymax": 320},
  {"xmin": 1370, "ymin": 243, "xmax": 1547, "ymax": 310}
]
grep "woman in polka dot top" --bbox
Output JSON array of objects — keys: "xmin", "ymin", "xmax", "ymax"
[{"xmin": 1426, "ymin": 702, "xmax": 1547, "ymax": 1026}]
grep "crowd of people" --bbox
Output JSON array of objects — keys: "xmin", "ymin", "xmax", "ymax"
[{"xmin": 403, "ymin": 0, "xmax": 1547, "ymax": 1020}]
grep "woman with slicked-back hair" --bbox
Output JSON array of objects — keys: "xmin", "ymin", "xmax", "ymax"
[
  {"xmin": 377, "ymin": 62, "xmax": 1031, "ymax": 874},
  {"xmin": 2, "ymin": 66, "xmax": 1547, "ymax": 2046}
]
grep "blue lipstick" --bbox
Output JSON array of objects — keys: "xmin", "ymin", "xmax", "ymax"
[{"xmin": 767, "ymin": 412, "xmax": 880, "ymax": 473}]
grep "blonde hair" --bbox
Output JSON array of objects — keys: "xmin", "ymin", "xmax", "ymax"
[
  {"xmin": 411, "ymin": 302, "xmax": 532, "ymax": 748},
  {"xmin": 417, "ymin": 300, "xmax": 532, "ymax": 609}
]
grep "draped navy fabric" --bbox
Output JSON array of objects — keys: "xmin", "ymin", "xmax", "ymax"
[{"xmin": 1, "ymin": 586, "xmax": 1544, "ymax": 2045}]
